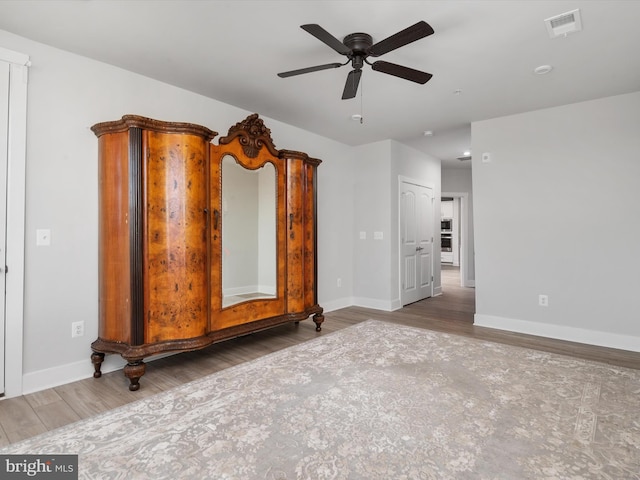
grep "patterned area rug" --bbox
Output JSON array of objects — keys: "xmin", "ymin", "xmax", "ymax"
[{"xmin": 2, "ymin": 320, "xmax": 640, "ymax": 479}]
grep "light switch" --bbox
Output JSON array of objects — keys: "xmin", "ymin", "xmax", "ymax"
[
  {"xmin": 359, "ymin": 231, "xmax": 366, "ymax": 240},
  {"xmin": 36, "ymin": 229, "xmax": 51, "ymax": 246},
  {"xmin": 374, "ymin": 231, "xmax": 383, "ymax": 240}
]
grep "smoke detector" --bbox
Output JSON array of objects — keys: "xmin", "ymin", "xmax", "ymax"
[{"xmin": 544, "ymin": 9, "xmax": 583, "ymax": 38}]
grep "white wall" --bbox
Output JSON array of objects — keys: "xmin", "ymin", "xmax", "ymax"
[
  {"xmin": 352, "ymin": 141, "xmax": 393, "ymax": 309},
  {"xmin": 472, "ymin": 91, "xmax": 640, "ymax": 351},
  {"xmin": 0, "ymin": 29, "xmax": 355, "ymax": 395},
  {"xmin": 442, "ymin": 167, "xmax": 475, "ymax": 283},
  {"xmin": 351, "ymin": 140, "xmax": 442, "ymax": 310}
]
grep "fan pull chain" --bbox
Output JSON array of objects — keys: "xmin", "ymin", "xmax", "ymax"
[{"xmin": 359, "ymin": 77, "xmax": 364, "ymax": 124}]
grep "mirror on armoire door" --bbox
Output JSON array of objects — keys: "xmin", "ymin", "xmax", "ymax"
[{"xmin": 221, "ymin": 155, "xmax": 277, "ymax": 307}]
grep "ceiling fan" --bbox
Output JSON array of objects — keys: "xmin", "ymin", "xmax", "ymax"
[{"xmin": 277, "ymin": 21, "xmax": 434, "ymax": 100}]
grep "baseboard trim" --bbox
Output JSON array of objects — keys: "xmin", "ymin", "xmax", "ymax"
[
  {"xmin": 352, "ymin": 297, "xmax": 395, "ymax": 312},
  {"xmin": 390, "ymin": 299, "xmax": 402, "ymax": 311},
  {"xmin": 22, "ymin": 355, "xmax": 127, "ymax": 395},
  {"xmin": 328, "ymin": 295, "xmax": 436, "ymax": 312},
  {"xmin": 475, "ymin": 314, "xmax": 640, "ymax": 353},
  {"xmin": 321, "ymin": 297, "xmax": 353, "ymax": 313},
  {"xmin": 21, "ymin": 351, "xmax": 182, "ymax": 396}
]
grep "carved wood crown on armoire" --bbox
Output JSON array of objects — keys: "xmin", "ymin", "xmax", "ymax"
[{"xmin": 90, "ymin": 114, "xmax": 323, "ymax": 391}]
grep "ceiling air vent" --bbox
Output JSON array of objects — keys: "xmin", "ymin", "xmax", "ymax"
[
  {"xmin": 457, "ymin": 155, "xmax": 472, "ymax": 162},
  {"xmin": 545, "ymin": 9, "xmax": 582, "ymax": 38}
]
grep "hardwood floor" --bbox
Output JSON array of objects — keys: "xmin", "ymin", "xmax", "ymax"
[{"xmin": 1, "ymin": 266, "xmax": 639, "ymax": 447}]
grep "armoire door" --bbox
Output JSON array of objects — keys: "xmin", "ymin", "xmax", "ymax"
[
  {"xmin": 285, "ymin": 156, "xmax": 305, "ymax": 313},
  {"xmin": 282, "ymin": 152, "xmax": 320, "ymax": 314},
  {"xmin": 209, "ymin": 145, "xmax": 287, "ymax": 331},
  {"xmin": 143, "ymin": 130, "xmax": 210, "ymax": 344}
]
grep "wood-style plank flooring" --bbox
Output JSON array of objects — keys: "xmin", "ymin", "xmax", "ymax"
[{"xmin": 1, "ymin": 266, "xmax": 639, "ymax": 447}]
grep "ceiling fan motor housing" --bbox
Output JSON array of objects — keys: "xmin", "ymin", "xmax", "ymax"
[
  {"xmin": 343, "ymin": 33, "xmax": 373, "ymax": 54},
  {"xmin": 343, "ymin": 33, "xmax": 372, "ymax": 70}
]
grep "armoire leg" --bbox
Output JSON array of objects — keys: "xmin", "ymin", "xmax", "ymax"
[
  {"xmin": 123, "ymin": 360, "xmax": 146, "ymax": 391},
  {"xmin": 91, "ymin": 352, "xmax": 105, "ymax": 378},
  {"xmin": 313, "ymin": 313, "xmax": 324, "ymax": 332}
]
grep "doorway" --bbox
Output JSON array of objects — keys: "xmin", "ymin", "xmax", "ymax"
[
  {"xmin": 0, "ymin": 60, "xmax": 8, "ymax": 395},
  {"xmin": 0, "ymin": 47, "xmax": 29, "ymax": 398},
  {"xmin": 399, "ymin": 179, "xmax": 434, "ymax": 306},
  {"xmin": 441, "ymin": 192, "xmax": 470, "ymax": 288}
]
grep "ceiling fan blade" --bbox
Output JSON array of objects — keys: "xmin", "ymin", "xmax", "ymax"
[
  {"xmin": 368, "ymin": 21, "xmax": 434, "ymax": 57},
  {"xmin": 342, "ymin": 69, "xmax": 362, "ymax": 100},
  {"xmin": 277, "ymin": 62, "xmax": 344, "ymax": 78},
  {"xmin": 301, "ymin": 24, "xmax": 352, "ymax": 55},
  {"xmin": 371, "ymin": 60, "xmax": 433, "ymax": 84}
]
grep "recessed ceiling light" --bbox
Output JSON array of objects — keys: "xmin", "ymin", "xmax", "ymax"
[
  {"xmin": 463, "ymin": 151, "xmax": 471, "ymax": 156},
  {"xmin": 423, "ymin": 130, "xmax": 434, "ymax": 137},
  {"xmin": 534, "ymin": 65, "xmax": 554, "ymax": 75}
]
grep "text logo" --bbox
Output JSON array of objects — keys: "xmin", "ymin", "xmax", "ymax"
[{"xmin": 0, "ymin": 455, "xmax": 78, "ymax": 479}]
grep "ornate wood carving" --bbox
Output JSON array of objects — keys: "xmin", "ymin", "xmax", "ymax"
[{"xmin": 219, "ymin": 113, "xmax": 279, "ymax": 158}]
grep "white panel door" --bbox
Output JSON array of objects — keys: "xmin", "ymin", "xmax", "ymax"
[
  {"xmin": 0, "ymin": 61, "xmax": 9, "ymax": 395},
  {"xmin": 400, "ymin": 181, "xmax": 434, "ymax": 306}
]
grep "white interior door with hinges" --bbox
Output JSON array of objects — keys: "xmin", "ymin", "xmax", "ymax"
[
  {"xmin": 400, "ymin": 181, "xmax": 434, "ymax": 306},
  {"xmin": 0, "ymin": 60, "xmax": 9, "ymax": 395}
]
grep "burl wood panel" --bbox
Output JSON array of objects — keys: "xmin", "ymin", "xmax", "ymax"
[
  {"xmin": 98, "ymin": 132, "xmax": 132, "ymax": 343},
  {"xmin": 144, "ymin": 131, "xmax": 209, "ymax": 343},
  {"xmin": 286, "ymin": 158, "xmax": 305, "ymax": 313}
]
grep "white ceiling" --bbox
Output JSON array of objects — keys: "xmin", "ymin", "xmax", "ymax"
[{"xmin": 1, "ymin": 1, "xmax": 639, "ymax": 168}]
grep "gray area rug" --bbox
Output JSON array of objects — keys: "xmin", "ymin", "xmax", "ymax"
[{"xmin": 2, "ymin": 320, "xmax": 639, "ymax": 479}]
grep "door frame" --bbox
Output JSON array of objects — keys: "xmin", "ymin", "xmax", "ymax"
[
  {"xmin": 0, "ymin": 47, "xmax": 29, "ymax": 398},
  {"xmin": 398, "ymin": 176, "xmax": 435, "ymax": 306},
  {"xmin": 441, "ymin": 191, "xmax": 470, "ymax": 287}
]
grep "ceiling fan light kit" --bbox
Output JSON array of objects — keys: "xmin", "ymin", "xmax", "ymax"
[{"xmin": 278, "ymin": 21, "xmax": 435, "ymax": 99}]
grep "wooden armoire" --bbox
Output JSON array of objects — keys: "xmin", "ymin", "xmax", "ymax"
[{"xmin": 90, "ymin": 114, "xmax": 323, "ymax": 390}]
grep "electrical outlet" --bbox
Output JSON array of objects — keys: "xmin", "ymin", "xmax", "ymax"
[
  {"xmin": 72, "ymin": 321, "xmax": 84, "ymax": 338},
  {"xmin": 538, "ymin": 295, "xmax": 549, "ymax": 307}
]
